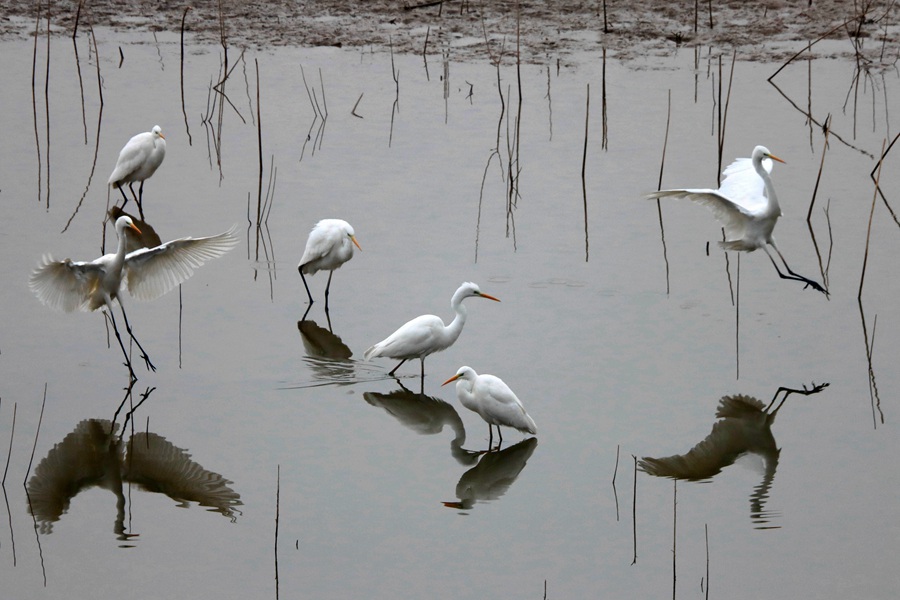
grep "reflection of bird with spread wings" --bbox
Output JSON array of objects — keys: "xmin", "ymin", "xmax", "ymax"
[
  {"xmin": 364, "ymin": 383, "xmax": 478, "ymax": 466},
  {"xmin": 443, "ymin": 437, "xmax": 538, "ymax": 510},
  {"xmin": 27, "ymin": 418, "xmax": 241, "ymax": 540},
  {"xmin": 639, "ymin": 383, "xmax": 827, "ymax": 527}
]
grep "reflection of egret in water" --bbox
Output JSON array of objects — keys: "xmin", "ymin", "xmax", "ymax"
[
  {"xmin": 297, "ymin": 318, "xmax": 358, "ymax": 385},
  {"xmin": 108, "ymin": 206, "xmax": 163, "ymax": 252},
  {"xmin": 443, "ymin": 437, "xmax": 538, "ymax": 510},
  {"xmin": 639, "ymin": 383, "xmax": 828, "ymax": 528},
  {"xmin": 363, "ymin": 382, "xmax": 479, "ymax": 466},
  {"xmin": 26, "ymin": 418, "xmax": 242, "ymax": 543}
]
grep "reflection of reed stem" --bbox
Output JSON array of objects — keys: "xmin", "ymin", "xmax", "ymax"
[
  {"xmin": 655, "ymin": 90, "xmax": 672, "ymax": 294},
  {"xmin": 44, "ymin": 4, "xmax": 51, "ymax": 209},
  {"xmin": 631, "ymin": 454, "xmax": 638, "ymax": 565},
  {"xmin": 671, "ymin": 479, "xmax": 677, "ymax": 599},
  {"xmin": 31, "ymin": 1, "xmax": 42, "ymax": 206},
  {"xmin": 859, "ymin": 138, "xmax": 887, "ymax": 300},
  {"xmin": 2, "ymin": 402, "xmax": 16, "ymax": 485}
]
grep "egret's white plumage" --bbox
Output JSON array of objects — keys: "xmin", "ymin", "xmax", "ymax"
[
  {"xmin": 442, "ymin": 366, "xmax": 536, "ymax": 447},
  {"xmin": 298, "ymin": 219, "xmax": 361, "ymax": 310},
  {"xmin": 108, "ymin": 125, "xmax": 167, "ymax": 217},
  {"xmin": 364, "ymin": 282, "xmax": 500, "ymax": 379},
  {"xmin": 30, "ymin": 215, "xmax": 239, "ymax": 377},
  {"xmin": 646, "ymin": 145, "xmax": 826, "ymax": 294}
]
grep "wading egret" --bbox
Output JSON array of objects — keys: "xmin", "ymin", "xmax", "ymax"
[
  {"xmin": 29, "ymin": 215, "xmax": 239, "ymax": 379},
  {"xmin": 108, "ymin": 125, "xmax": 167, "ymax": 218},
  {"xmin": 297, "ymin": 219, "xmax": 361, "ymax": 312},
  {"xmin": 646, "ymin": 145, "xmax": 826, "ymax": 294},
  {"xmin": 364, "ymin": 282, "xmax": 500, "ymax": 380},
  {"xmin": 442, "ymin": 366, "xmax": 536, "ymax": 448}
]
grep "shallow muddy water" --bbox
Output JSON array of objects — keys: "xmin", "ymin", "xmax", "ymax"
[{"xmin": 1, "ymin": 25, "xmax": 899, "ymax": 599}]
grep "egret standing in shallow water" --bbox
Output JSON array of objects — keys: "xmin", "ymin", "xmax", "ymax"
[
  {"xmin": 442, "ymin": 366, "xmax": 537, "ymax": 448},
  {"xmin": 645, "ymin": 145, "xmax": 826, "ymax": 294},
  {"xmin": 364, "ymin": 282, "xmax": 500, "ymax": 380},
  {"xmin": 108, "ymin": 125, "xmax": 167, "ymax": 218},
  {"xmin": 29, "ymin": 215, "xmax": 239, "ymax": 379},
  {"xmin": 297, "ymin": 219, "xmax": 361, "ymax": 312}
]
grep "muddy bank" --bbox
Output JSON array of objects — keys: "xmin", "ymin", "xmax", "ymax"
[{"xmin": 2, "ymin": 1, "xmax": 898, "ymax": 64}]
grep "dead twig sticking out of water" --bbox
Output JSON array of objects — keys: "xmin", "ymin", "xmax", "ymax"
[
  {"xmin": 672, "ymin": 479, "xmax": 677, "ymax": 600},
  {"xmin": 602, "ymin": 0, "xmax": 609, "ymax": 33},
  {"xmin": 389, "ymin": 36, "xmax": 400, "ymax": 148},
  {"xmin": 351, "ymin": 93, "xmax": 364, "ymax": 118},
  {"xmin": 859, "ymin": 138, "xmax": 887, "ymax": 300},
  {"xmin": 582, "ymin": 83, "xmax": 590, "ymax": 262},
  {"xmin": 601, "ymin": 47, "xmax": 608, "ymax": 150},
  {"xmin": 545, "ymin": 64, "xmax": 552, "ymax": 141},
  {"xmin": 275, "ymin": 465, "xmax": 281, "ymax": 600},
  {"xmin": 31, "ymin": 0, "xmax": 42, "ymax": 207},
  {"xmin": 45, "ymin": 2, "xmax": 51, "ymax": 210},
  {"xmin": 868, "ymin": 130, "xmax": 900, "ymax": 228},
  {"xmin": 631, "ymin": 454, "xmax": 638, "ymax": 565},
  {"xmin": 2, "ymin": 400, "xmax": 16, "ymax": 486},
  {"xmin": 422, "ymin": 25, "xmax": 430, "ymax": 81},
  {"xmin": 735, "ymin": 253, "xmax": 740, "ymax": 380},
  {"xmin": 706, "ymin": 0, "xmax": 713, "ymax": 28},
  {"xmin": 23, "ymin": 385, "xmax": 48, "ymax": 585},
  {"xmin": 255, "ymin": 58, "xmax": 264, "ymax": 260},
  {"xmin": 806, "ymin": 115, "xmax": 832, "ymax": 290},
  {"xmin": 654, "ymin": 89, "xmax": 672, "ymax": 295},
  {"xmin": 704, "ymin": 524, "xmax": 710, "ymax": 599},
  {"xmin": 715, "ymin": 51, "xmax": 736, "ymax": 185},
  {"xmin": 118, "ymin": 46, "xmax": 124, "ymax": 68},
  {"xmin": 612, "ymin": 444, "xmax": 620, "ymax": 521},
  {"xmin": 72, "ymin": 0, "xmax": 87, "ymax": 144},
  {"xmin": 298, "ymin": 65, "xmax": 328, "ymax": 161},
  {"xmin": 63, "ymin": 24, "xmax": 104, "ymax": 235},
  {"xmin": 180, "ymin": 6, "xmax": 193, "ymax": 146},
  {"xmin": 2, "ymin": 399, "xmax": 18, "ymax": 565}
]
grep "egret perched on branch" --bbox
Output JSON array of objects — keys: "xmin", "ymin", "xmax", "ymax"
[
  {"xmin": 298, "ymin": 219, "xmax": 361, "ymax": 312},
  {"xmin": 364, "ymin": 282, "xmax": 500, "ymax": 380},
  {"xmin": 29, "ymin": 215, "xmax": 239, "ymax": 379},
  {"xmin": 645, "ymin": 145, "xmax": 827, "ymax": 294},
  {"xmin": 108, "ymin": 125, "xmax": 167, "ymax": 218},
  {"xmin": 442, "ymin": 366, "xmax": 536, "ymax": 448}
]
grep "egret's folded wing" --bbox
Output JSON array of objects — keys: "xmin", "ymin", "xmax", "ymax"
[
  {"xmin": 124, "ymin": 225, "xmax": 239, "ymax": 301},
  {"xmin": 29, "ymin": 256, "xmax": 105, "ymax": 312},
  {"xmin": 717, "ymin": 156, "xmax": 772, "ymax": 213}
]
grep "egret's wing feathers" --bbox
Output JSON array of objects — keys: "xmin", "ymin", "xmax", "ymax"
[
  {"xmin": 29, "ymin": 255, "xmax": 108, "ymax": 312},
  {"xmin": 717, "ymin": 156, "xmax": 772, "ymax": 214},
  {"xmin": 648, "ymin": 188, "xmax": 753, "ymax": 241},
  {"xmin": 124, "ymin": 225, "xmax": 239, "ymax": 301}
]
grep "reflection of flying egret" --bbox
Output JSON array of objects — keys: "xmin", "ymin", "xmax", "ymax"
[
  {"xmin": 29, "ymin": 215, "xmax": 239, "ymax": 378},
  {"xmin": 108, "ymin": 125, "xmax": 166, "ymax": 217},
  {"xmin": 443, "ymin": 437, "xmax": 538, "ymax": 510},
  {"xmin": 646, "ymin": 145, "xmax": 826, "ymax": 294},
  {"xmin": 298, "ymin": 219, "xmax": 361, "ymax": 312},
  {"xmin": 364, "ymin": 282, "xmax": 500, "ymax": 380},
  {"xmin": 639, "ymin": 382, "xmax": 828, "ymax": 527},
  {"xmin": 27, "ymin": 417, "xmax": 241, "ymax": 539},
  {"xmin": 442, "ymin": 366, "xmax": 536, "ymax": 448}
]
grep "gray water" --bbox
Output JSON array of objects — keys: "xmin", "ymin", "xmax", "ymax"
[{"xmin": 1, "ymin": 28, "xmax": 898, "ymax": 599}]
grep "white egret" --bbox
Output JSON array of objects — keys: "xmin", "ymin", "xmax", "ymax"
[
  {"xmin": 442, "ymin": 366, "xmax": 536, "ymax": 448},
  {"xmin": 646, "ymin": 145, "xmax": 826, "ymax": 294},
  {"xmin": 297, "ymin": 219, "xmax": 361, "ymax": 312},
  {"xmin": 29, "ymin": 215, "xmax": 239, "ymax": 379},
  {"xmin": 108, "ymin": 125, "xmax": 167, "ymax": 218},
  {"xmin": 364, "ymin": 282, "xmax": 500, "ymax": 380}
]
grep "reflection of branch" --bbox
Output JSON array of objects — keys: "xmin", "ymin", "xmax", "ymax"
[
  {"xmin": 180, "ymin": 6, "xmax": 193, "ymax": 146},
  {"xmin": 869, "ymin": 130, "xmax": 900, "ymax": 229},
  {"xmin": 806, "ymin": 116, "xmax": 831, "ymax": 290}
]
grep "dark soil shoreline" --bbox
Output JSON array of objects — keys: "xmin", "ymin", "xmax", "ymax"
[{"xmin": 2, "ymin": 1, "xmax": 898, "ymax": 64}]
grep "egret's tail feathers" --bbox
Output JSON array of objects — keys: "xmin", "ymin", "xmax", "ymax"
[{"xmin": 718, "ymin": 240, "xmax": 758, "ymax": 252}]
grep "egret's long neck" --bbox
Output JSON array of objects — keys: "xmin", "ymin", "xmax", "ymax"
[
  {"xmin": 113, "ymin": 225, "xmax": 130, "ymax": 266},
  {"xmin": 755, "ymin": 157, "xmax": 781, "ymax": 217},
  {"xmin": 444, "ymin": 300, "xmax": 468, "ymax": 346}
]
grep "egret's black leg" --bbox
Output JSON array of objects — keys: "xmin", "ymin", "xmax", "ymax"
[
  {"xmin": 106, "ymin": 310, "xmax": 138, "ymax": 381},
  {"xmin": 763, "ymin": 245, "xmax": 828, "ymax": 295},
  {"xmin": 388, "ymin": 359, "xmax": 407, "ymax": 376},
  {"xmin": 324, "ymin": 270, "xmax": 334, "ymax": 311},
  {"xmin": 118, "ymin": 304, "xmax": 156, "ymax": 372},
  {"xmin": 298, "ymin": 266, "xmax": 315, "ymax": 306},
  {"xmin": 116, "ymin": 183, "xmax": 131, "ymax": 208},
  {"xmin": 137, "ymin": 181, "xmax": 146, "ymax": 219}
]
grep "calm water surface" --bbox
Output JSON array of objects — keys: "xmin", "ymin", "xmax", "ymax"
[{"xmin": 1, "ymin": 27, "xmax": 898, "ymax": 599}]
